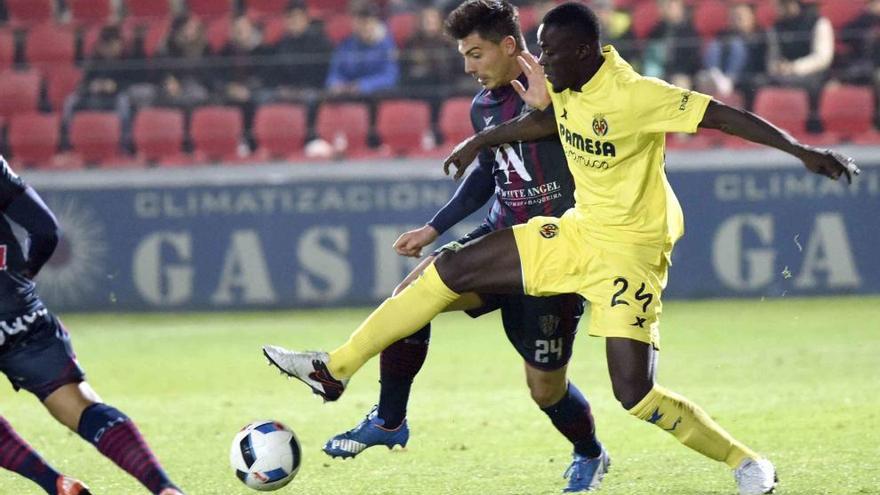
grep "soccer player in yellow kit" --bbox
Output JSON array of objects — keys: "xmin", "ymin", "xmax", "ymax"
[{"xmin": 263, "ymin": 3, "xmax": 859, "ymax": 493}]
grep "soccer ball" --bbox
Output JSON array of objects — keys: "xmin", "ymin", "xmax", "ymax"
[{"xmin": 230, "ymin": 420, "xmax": 301, "ymax": 491}]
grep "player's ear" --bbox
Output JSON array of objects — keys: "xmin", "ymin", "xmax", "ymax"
[
  {"xmin": 576, "ymin": 43, "xmax": 590, "ymax": 60},
  {"xmin": 501, "ymin": 35, "xmax": 517, "ymax": 56}
]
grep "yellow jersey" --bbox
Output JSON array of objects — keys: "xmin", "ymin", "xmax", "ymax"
[{"xmin": 547, "ymin": 45, "xmax": 711, "ymax": 262}]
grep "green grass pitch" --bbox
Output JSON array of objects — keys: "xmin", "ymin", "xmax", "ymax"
[{"xmin": 1, "ymin": 296, "xmax": 878, "ymax": 494}]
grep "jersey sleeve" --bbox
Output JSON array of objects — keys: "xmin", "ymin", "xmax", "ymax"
[
  {"xmin": 631, "ymin": 77, "xmax": 712, "ymax": 134},
  {"xmin": 0, "ymin": 156, "xmax": 27, "ymax": 211},
  {"xmin": 427, "ymin": 161, "xmax": 495, "ymax": 235}
]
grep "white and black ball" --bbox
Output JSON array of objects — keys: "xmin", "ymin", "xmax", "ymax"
[{"xmin": 230, "ymin": 420, "xmax": 301, "ymax": 491}]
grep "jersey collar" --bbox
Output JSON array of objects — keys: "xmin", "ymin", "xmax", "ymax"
[{"xmin": 577, "ymin": 45, "xmax": 617, "ymax": 94}]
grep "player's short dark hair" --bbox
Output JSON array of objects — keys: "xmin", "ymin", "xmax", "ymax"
[
  {"xmin": 444, "ymin": 0, "xmax": 524, "ymax": 48},
  {"xmin": 542, "ymin": 2, "xmax": 601, "ymax": 45}
]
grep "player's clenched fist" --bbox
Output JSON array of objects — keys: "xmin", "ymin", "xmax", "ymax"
[
  {"xmin": 393, "ymin": 225, "xmax": 439, "ymax": 258},
  {"xmin": 797, "ymin": 147, "xmax": 860, "ymax": 183}
]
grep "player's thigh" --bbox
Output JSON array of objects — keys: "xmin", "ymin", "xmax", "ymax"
[
  {"xmin": 499, "ymin": 293, "xmax": 583, "ymax": 371},
  {"xmin": 0, "ymin": 312, "xmax": 87, "ymax": 403},
  {"xmin": 512, "ymin": 212, "xmax": 593, "ymax": 297},
  {"xmin": 584, "ymin": 253, "xmax": 668, "ymax": 349},
  {"xmin": 434, "ymin": 228, "xmax": 524, "ymax": 294}
]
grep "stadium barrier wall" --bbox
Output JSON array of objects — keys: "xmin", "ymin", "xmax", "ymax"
[{"xmin": 27, "ymin": 146, "xmax": 879, "ymax": 312}]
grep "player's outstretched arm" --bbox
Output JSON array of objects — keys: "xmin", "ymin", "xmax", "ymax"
[
  {"xmin": 443, "ymin": 106, "xmax": 557, "ymax": 180},
  {"xmin": 699, "ymin": 100, "xmax": 860, "ymax": 183}
]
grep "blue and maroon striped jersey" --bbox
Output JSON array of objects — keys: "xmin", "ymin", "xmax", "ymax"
[
  {"xmin": 0, "ymin": 157, "xmax": 54, "ymax": 322},
  {"xmin": 471, "ymin": 76, "xmax": 575, "ymax": 230}
]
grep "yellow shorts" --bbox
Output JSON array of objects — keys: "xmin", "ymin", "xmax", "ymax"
[{"xmin": 512, "ymin": 210, "xmax": 669, "ymax": 348}]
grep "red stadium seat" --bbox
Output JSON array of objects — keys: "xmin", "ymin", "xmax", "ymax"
[
  {"xmin": 25, "ymin": 24, "xmax": 76, "ymax": 71},
  {"xmin": 6, "ymin": 0, "xmax": 54, "ymax": 28},
  {"xmin": 190, "ymin": 105, "xmax": 245, "ymax": 162},
  {"xmin": 324, "ymin": 15, "xmax": 353, "ymax": 45},
  {"xmin": 188, "ymin": 0, "xmax": 234, "ymax": 19},
  {"xmin": 0, "ymin": 31, "xmax": 14, "ymax": 72},
  {"xmin": 0, "ymin": 70, "xmax": 43, "ymax": 120},
  {"xmin": 315, "ymin": 102, "xmax": 371, "ymax": 157},
  {"xmin": 753, "ymin": 87, "xmax": 810, "ymax": 137},
  {"xmin": 133, "ymin": 107, "xmax": 188, "ymax": 164},
  {"xmin": 253, "ymin": 103, "xmax": 308, "ymax": 160},
  {"xmin": 519, "ymin": 5, "xmax": 539, "ymax": 35},
  {"xmin": 245, "ymin": 0, "xmax": 288, "ymax": 20},
  {"xmin": 389, "ymin": 13, "xmax": 417, "ymax": 47},
  {"xmin": 262, "ymin": 17, "xmax": 287, "ymax": 45},
  {"xmin": 69, "ymin": 111, "xmax": 124, "ymax": 165},
  {"xmin": 125, "ymin": 0, "xmax": 172, "ymax": 22},
  {"xmin": 632, "ymin": 1, "xmax": 660, "ymax": 39},
  {"xmin": 306, "ymin": 0, "xmax": 347, "ymax": 19},
  {"xmin": 755, "ymin": 0, "xmax": 776, "ymax": 28},
  {"xmin": 8, "ymin": 113, "xmax": 61, "ymax": 167},
  {"xmin": 206, "ymin": 17, "xmax": 231, "ymax": 52},
  {"xmin": 821, "ymin": 0, "xmax": 866, "ymax": 29},
  {"xmin": 69, "ymin": 0, "xmax": 114, "ymax": 26},
  {"xmin": 819, "ymin": 84, "xmax": 875, "ymax": 140},
  {"xmin": 129, "ymin": 18, "xmax": 172, "ymax": 57},
  {"xmin": 439, "ymin": 97, "xmax": 475, "ymax": 147},
  {"xmin": 376, "ymin": 99, "xmax": 432, "ymax": 156},
  {"xmin": 693, "ymin": 0, "xmax": 728, "ymax": 39},
  {"xmin": 45, "ymin": 66, "xmax": 83, "ymax": 111}
]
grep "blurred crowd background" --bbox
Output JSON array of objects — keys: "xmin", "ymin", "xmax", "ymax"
[{"xmin": 0, "ymin": 0, "xmax": 877, "ymax": 168}]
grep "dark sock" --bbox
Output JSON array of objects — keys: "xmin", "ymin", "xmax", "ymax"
[
  {"xmin": 0, "ymin": 416, "xmax": 61, "ymax": 494},
  {"xmin": 541, "ymin": 382, "xmax": 602, "ymax": 458},
  {"xmin": 377, "ymin": 324, "xmax": 431, "ymax": 429},
  {"xmin": 77, "ymin": 403, "xmax": 176, "ymax": 495}
]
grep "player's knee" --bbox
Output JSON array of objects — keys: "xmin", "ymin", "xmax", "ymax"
[
  {"xmin": 527, "ymin": 377, "xmax": 567, "ymax": 408},
  {"xmin": 612, "ymin": 378, "xmax": 653, "ymax": 410},
  {"xmin": 433, "ymin": 252, "xmax": 469, "ymax": 293}
]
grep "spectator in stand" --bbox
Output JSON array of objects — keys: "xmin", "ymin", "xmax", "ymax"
[
  {"xmin": 65, "ymin": 26, "xmax": 138, "ymax": 147},
  {"xmin": 269, "ymin": 0, "xmax": 333, "ymax": 102},
  {"xmin": 592, "ymin": 0, "xmax": 638, "ymax": 72},
  {"xmin": 837, "ymin": 0, "xmax": 880, "ymax": 86},
  {"xmin": 326, "ymin": 3, "xmax": 399, "ymax": 97},
  {"xmin": 153, "ymin": 14, "xmax": 213, "ymax": 110},
  {"xmin": 763, "ymin": 0, "xmax": 833, "ymax": 129},
  {"xmin": 698, "ymin": 1, "xmax": 768, "ymax": 100},
  {"xmin": 401, "ymin": 7, "xmax": 464, "ymax": 100},
  {"xmin": 643, "ymin": 0, "xmax": 701, "ymax": 89},
  {"xmin": 215, "ymin": 15, "xmax": 273, "ymax": 139}
]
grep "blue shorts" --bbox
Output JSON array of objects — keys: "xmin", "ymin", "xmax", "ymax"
[
  {"xmin": 0, "ymin": 311, "xmax": 86, "ymax": 401},
  {"xmin": 467, "ymin": 293, "xmax": 583, "ymax": 370},
  {"xmin": 438, "ymin": 224, "xmax": 585, "ymax": 370}
]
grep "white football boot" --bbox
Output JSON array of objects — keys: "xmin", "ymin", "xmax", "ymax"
[
  {"xmin": 263, "ymin": 346, "xmax": 348, "ymax": 401},
  {"xmin": 734, "ymin": 458, "xmax": 777, "ymax": 494}
]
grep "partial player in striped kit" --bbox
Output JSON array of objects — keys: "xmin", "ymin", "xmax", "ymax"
[
  {"xmin": 271, "ymin": 1, "xmax": 608, "ymax": 492},
  {"xmin": 0, "ymin": 157, "xmax": 183, "ymax": 495}
]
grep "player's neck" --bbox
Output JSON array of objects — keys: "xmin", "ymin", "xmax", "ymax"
[{"xmin": 572, "ymin": 56, "xmax": 604, "ymax": 92}]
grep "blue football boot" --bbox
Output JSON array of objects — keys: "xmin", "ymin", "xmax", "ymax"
[
  {"xmin": 323, "ymin": 407, "xmax": 409, "ymax": 459},
  {"xmin": 562, "ymin": 448, "xmax": 611, "ymax": 492}
]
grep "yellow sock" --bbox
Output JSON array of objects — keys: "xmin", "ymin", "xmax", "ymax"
[
  {"xmin": 629, "ymin": 385, "xmax": 758, "ymax": 468},
  {"xmin": 328, "ymin": 264, "xmax": 459, "ymax": 379}
]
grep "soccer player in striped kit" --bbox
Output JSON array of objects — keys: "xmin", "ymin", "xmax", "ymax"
[
  {"xmin": 284, "ymin": 1, "xmax": 608, "ymax": 492},
  {"xmin": 0, "ymin": 157, "xmax": 183, "ymax": 495}
]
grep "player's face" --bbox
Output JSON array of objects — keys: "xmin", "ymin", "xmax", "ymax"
[
  {"xmin": 537, "ymin": 24, "xmax": 585, "ymax": 92},
  {"xmin": 457, "ymin": 32, "xmax": 518, "ymax": 89}
]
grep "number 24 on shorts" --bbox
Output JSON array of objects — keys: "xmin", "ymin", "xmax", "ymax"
[{"xmin": 610, "ymin": 277, "xmax": 654, "ymax": 312}]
